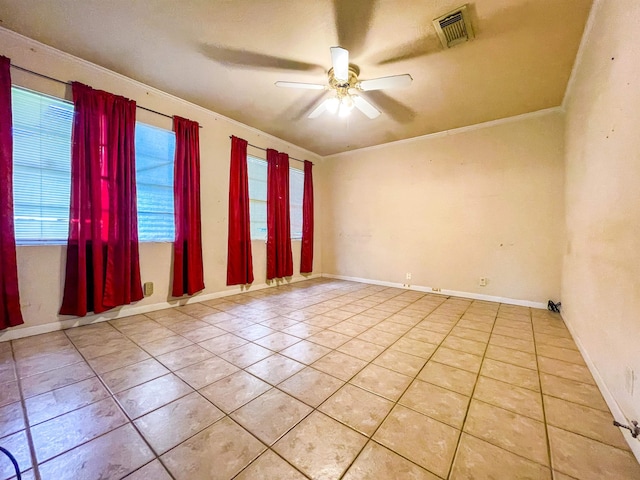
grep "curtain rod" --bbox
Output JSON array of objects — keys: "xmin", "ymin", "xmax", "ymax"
[
  {"xmin": 229, "ymin": 136, "xmax": 313, "ymax": 165},
  {"xmin": 10, "ymin": 63, "xmax": 202, "ymax": 128}
]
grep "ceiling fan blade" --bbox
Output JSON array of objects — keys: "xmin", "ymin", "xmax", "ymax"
[
  {"xmin": 358, "ymin": 74, "xmax": 413, "ymax": 91},
  {"xmin": 308, "ymin": 99, "xmax": 329, "ymax": 119},
  {"xmin": 333, "ymin": 0, "xmax": 377, "ymax": 57},
  {"xmin": 330, "ymin": 46, "xmax": 349, "ymax": 82},
  {"xmin": 275, "ymin": 81, "xmax": 325, "ymax": 90},
  {"xmin": 200, "ymin": 44, "xmax": 324, "ymax": 72},
  {"xmin": 353, "ymin": 95, "xmax": 381, "ymax": 119}
]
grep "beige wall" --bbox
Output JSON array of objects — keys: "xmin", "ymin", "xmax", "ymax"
[
  {"xmin": 562, "ymin": 0, "xmax": 640, "ymax": 433},
  {"xmin": 320, "ymin": 110, "xmax": 565, "ymax": 305},
  {"xmin": 0, "ymin": 29, "xmax": 322, "ymax": 339}
]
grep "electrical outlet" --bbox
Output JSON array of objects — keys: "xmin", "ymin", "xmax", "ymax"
[
  {"xmin": 143, "ymin": 282, "xmax": 154, "ymax": 297},
  {"xmin": 479, "ymin": 277, "xmax": 487, "ymax": 287},
  {"xmin": 406, "ymin": 272, "xmax": 412, "ymax": 280},
  {"xmin": 625, "ymin": 366, "xmax": 635, "ymax": 396},
  {"xmin": 432, "ymin": 287, "xmax": 441, "ymax": 292}
]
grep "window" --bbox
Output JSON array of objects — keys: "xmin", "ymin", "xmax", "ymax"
[
  {"xmin": 12, "ymin": 87, "xmax": 73, "ymax": 244},
  {"xmin": 247, "ymin": 155, "xmax": 304, "ymax": 240},
  {"xmin": 11, "ymin": 86, "xmax": 175, "ymax": 244},
  {"xmin": 289, "ymin": 167, "xmax": 304, "ymax": 239},
  {"xmin": 247, "ymin": 155, "xmax": 267, "ymax": 240},
  {"xmin": 134, "ymin": 124, "xmax": 175, "ymax": 242}
]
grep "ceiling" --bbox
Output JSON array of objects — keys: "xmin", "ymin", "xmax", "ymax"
[{"xmin": 0, "ymin": 0, "xmax": 592, "ymax": 156}]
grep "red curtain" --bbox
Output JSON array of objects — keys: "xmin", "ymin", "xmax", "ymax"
[
  {"xmin": 226, "ymin": 136, "xmax": 254, "ymax": 285},
  {"xmin": 300, "ymin": 160, "xmax": 314, "ymax": 273},
  {"xmin": 60, "ymin": 82, "xmax": 143, "ymax": 316},
  {"xmin": 0, "ymin": 56, "xmax": 24, "ymax": 330},
  {"xmin": 266, "ymin": 149, "xmax": 293, "ymax": 279},
  {"xmin": 172, "ymin": 116, "xmax": 204, "ymax": 296}
]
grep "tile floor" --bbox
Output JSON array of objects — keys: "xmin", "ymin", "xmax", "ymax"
[{"xmin": 1, "ymin": 278, "xmax": 639, "ymax": 480}]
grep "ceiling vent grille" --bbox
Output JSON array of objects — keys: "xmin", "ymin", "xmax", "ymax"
[{"xmin": 433, "ymin": 5, "xmax": 474, "ymax": 48}]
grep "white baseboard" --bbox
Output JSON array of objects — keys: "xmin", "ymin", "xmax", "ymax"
[
  {"xmin": 321, "ymin": 274, "xmax": 548, "ymax": 309},
  {"xmin": 561, "ymin": 314, "xmax": 640, "ymax": 462},
  {"xmin": 0, "ymin": 273, "xmax": 322, "ymax": 342}
]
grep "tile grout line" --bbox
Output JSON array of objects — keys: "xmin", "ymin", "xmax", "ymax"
[{"xmin": 8, "ymin": 340, "xmax": 42, "ymax": 480}]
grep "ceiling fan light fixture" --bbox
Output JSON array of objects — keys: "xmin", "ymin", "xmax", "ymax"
[{"xmin": 325, "ymin": 97, "xmax": 340, "ymax": 114}]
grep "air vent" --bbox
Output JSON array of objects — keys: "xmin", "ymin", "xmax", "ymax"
[{"xmin": 433, "ymin": 5, "xmax": 474, "ymax": 48}]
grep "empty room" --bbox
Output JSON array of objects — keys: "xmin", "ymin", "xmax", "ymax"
[{"xmin": 0, "ymin": 0, "xmax": 639, "ymax": 479}]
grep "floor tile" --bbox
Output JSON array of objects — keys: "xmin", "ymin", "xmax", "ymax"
[
  {"xmin": 0, "ymin": 380, "xmax": 20, "ymax": 408},
  {"xmin": 245, "ymin": 354, "xmax": 305, "ymax": 385},
  {"xmin": 20, "ymin": 362, "xmax": 94, "ymax": 398},
  {"xmin": 123, "ymin": 459, "xmax": 172, "ymax": 480},
  {"xmin": 278, "ymin": 367, "xmax": 344, "ymax": 407},
  {"xmin": 25, "ymin": 376, "xmax": 110, "ymax": 426},
  {"xmin": 431, "ymin": 347, "xmax": 483, "ymax": 374},
  {"xmin": 174, "ymin": 356, "xmax": 239, "ymax": 389},
  {"xmin": 489, "ymin": 333, "xmax": 535, "ymax": 353},
  {"xmin": 86, "ymin": 343, "xmax": 151, "ymax": 374},
  {"xmin": 197, "ymin": 333, "xmax": 248, "ymax": 354},
  {"xmin": 274, "ymin": 411, "xmax": 367, "ymax": 480},
  {"xmin": 37, "ymin": 424, "xmax": 154, "ymax": 480},
  {"xmin": 281, "ymin": 322, "xmax": 323, "ymax": 339},
  {"xmin": 115, "ymin": 373, "xmax": 193, "ymax": 419},
  {"xmin": 337, "ymin": 339, "xmax": 386, "ymax": 362},
  {"xmin": 463, "ymin": 400, "xmax": 548, "ymax": 466},
  {"xmin": 543, "ymin": 395, "xmax": 629, "ymax": 450},
  {"xmin": 548, "ymin": 426, "xmax": 640, "ymax": 480},
  {"xmin": 538, "ymin": 356, "xmax": 594, "ymax": 384},
  {"xmin": 155, "ymin": 344, "xmax": 214, "ymax": 371},
  {"xmin": 306, "ymin": 330, "xmax": 351, "ymax": 349},
  {"xmin": 540, "ymin": 373, "xmax": 609, "ymax": 411},
  {"xmin": 485, "ymin": 344, "xmax": 537, "ymax": 370},
  {"xmin": 199, "ymin": 370, "xmax": 271, "ymax": 413},
  {"xmin": 254, "ymin": 332, "xmax": 302, "ymax": 352},
  {"xmin": 536, "ymin": 344, "xmax": 585, "ymax": 365},
  {"xmin": 138, "ymin": 334, "xmax": 193, "ymax": 356},
  {"xmin": 417, "ymin": 361, "xmax": 477, "ymax": 396},
  {"xmin": 279, "ymin": 340, "xmax": 331, "ymax": 364},
  {"xmin": 100, "ymin": 358, "xmax": 169, "ymax": 394},
  {"xmin": 236, "ymin": 450, "xmax": 307, "ymax": 479},
  {"xmin": 374, "ymin": 404, "xmax": 460, "ymax": 478},
  {"xmin": 343, "ymin": 441, "xmax": 440, "ymax": 480},
  {"xmin": 450, "ymin": 326, "xmax": 491, "ymax": 342},
  {"xmin": 389, "ymin": 338, "xmax": 437, "ymax": 359},
  {"xmin": 480, "ymin": 358, "xmax": 540, "ymax": 391},
  {"xmin": 450, "ymin": 433, "xmax": 551, "ymax": 479},
  {"xmin": 441, "ymin": 336, "xmax": 486, "ymax": 356},
  {"xmin": 179, "ymin": 325, "xmax": 227, "ymax": 343},
  {"xmin": 161, "ymin": 417, "xmax": 265, "ymax": 480},
  {"xmin": 31, "ymin": 396, "xmax": 128, "ymax": 462},
  {"xmin": 311, "ymin": 351, "xmax": 367, "ymax": 381},
  {"xmin": 400, "ymin": 379, "xmax": 470, "ymax": 429},
  {"xmin": 0, "ymin": 430, "xmax": 32, "ymax": 479},
  {"xmin": 0, "ymin": 401, "xmax": 23, "ymax": 442},
  {"xmin": 218, "ymin": 343, "xmax": 273, "ymax": 368},
  {"xmin": 350, "ymin": 363, "xmax": 412, "ymax": 401},
  {"xmin": 319, "ymin": 384, "xmax": 394, "ymax": 436},
  {"xmin": 135, "ymin": 392, "xmax": 223, "ymax": 454},
  {"xmin": 231, "ymin": 388, "xmax": 312, "ymax": 445},
  {"xmin": 372, "ymin": 348, "xmax": 426, "ymax": 376},
  {"xmin": 234, "ymin": 324, "xmax": 276, "ymax": 341},
  {"xmin": 535, "ymin": 333, "xmax": 578, "ymax": 350},
  {"xmin": 472, "ymin": 376, "xmax": 543, "ymax": 421},
  {"xmin": 16, "ymin": 349, "xmax": 84, "ymax": 379}
]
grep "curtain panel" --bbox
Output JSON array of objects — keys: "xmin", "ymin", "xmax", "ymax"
[
  {"xmin": 0, "ymin": 56, "xmax": 24, "ymax": 330},
  {"xmin": 226, "ymin": 136, "xmax": 254, "ymax": 285},
  {"xmin": 60, "ymin": 82, "xmax": 143, "ymax": 316},
  {"xmin": 172, "ymin": 116, "xmax": 205, "ymax": 296},
  {"xmin": 300, "ymin": 160, "xmax": 314, "ymax": 273},
  {"xmin": 266, "ymin": 149, "xmax": 293, "ymax": 280}
]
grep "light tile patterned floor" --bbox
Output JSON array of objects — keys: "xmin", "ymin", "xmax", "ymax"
[{"xmin": 1, "ymin": 278, "xmax": 639, "ymax": 479}]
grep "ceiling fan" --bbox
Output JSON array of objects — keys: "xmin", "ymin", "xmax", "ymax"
[{"xmin": 275, "ymin": 46, "xmax": 413, "ymax": 119}]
